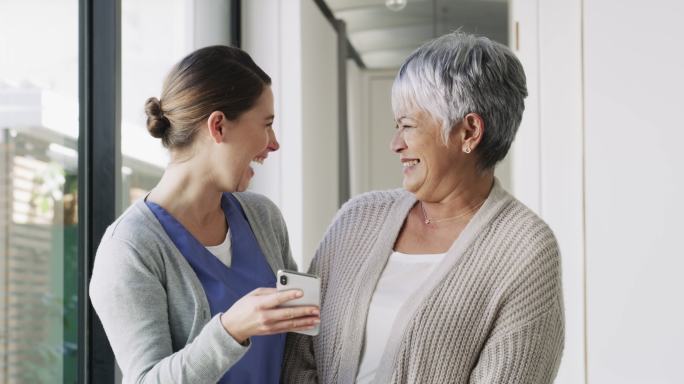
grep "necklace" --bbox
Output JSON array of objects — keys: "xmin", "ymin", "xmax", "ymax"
[{"xmin": 420, "ymin": 200, "xmax": 485, "ymax": 225}]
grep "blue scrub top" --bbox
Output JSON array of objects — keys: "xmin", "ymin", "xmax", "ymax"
[{"xmin": 146, "ymin": 193, "xmax": 285, "ymax": 384}]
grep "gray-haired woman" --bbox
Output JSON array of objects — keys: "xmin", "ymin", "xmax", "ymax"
[{"xmin": 283, "ymin": 32, "xmax": 564, "ymax": 383}]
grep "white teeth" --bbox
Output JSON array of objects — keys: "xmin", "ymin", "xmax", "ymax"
[
  {"xmin": 252, "ymin": 157, "xmax": 265, "ymax": 165},
  {"xmin": 402, "ymin": 160, "xmax": 419, "ymax": 167}
]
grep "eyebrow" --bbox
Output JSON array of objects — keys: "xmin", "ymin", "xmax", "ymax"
[{"xmin": 265, "ymin": 114, "xmax": 275, "ymax": 121}]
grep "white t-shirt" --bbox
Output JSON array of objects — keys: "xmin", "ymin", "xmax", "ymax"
[
  {"xmin": 356, "ymin": 251, "xmax": 446, "ymax": 384},
  {"xmin": 205, "ymin": 229, "xmax": 232, "ymax": 267}
]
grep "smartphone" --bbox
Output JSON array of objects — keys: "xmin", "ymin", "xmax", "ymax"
[{"xmin": 276, "ymin": 269, "xmax": 320, "ymax": 336}]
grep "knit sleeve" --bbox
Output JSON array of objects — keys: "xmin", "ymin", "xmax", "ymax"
[
  {"xmin": 90, "ymin": 237, "xmax": 250, "ymax": 384},
  {"xmin": 469, "ymin": 230, "xmax": 565, "ymax": 384},
  {"xmin": 469, "ymin": 297, "xmax": 564, "ymax": 384}
]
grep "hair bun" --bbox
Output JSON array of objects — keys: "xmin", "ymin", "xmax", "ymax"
[{"xmin": 145, "ymin": 97, "xmax": 171, "ymax": 139}]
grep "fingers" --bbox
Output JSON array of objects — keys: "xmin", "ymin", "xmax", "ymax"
[
  {"xmin": 261, "ymin": 289, "xmax": 303, "ymax": 308},
  {"xmin": 263, "ymin": 306, "xmax": 319, "ymax": 324}
]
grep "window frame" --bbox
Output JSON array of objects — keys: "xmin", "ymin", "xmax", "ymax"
[{"xmin": 78, "ymin": 0, "xmax": 121, "ymax": 382}]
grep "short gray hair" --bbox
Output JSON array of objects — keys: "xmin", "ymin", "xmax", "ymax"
[{"xmin": 392, "ymin": 31, "xmax": 528, "ymax": 170}]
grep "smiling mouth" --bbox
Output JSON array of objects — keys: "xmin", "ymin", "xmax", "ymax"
[
  {"xmin": 402, "ymin": 159, "xmax": 420, "ymax": 168},
  {"xmin": 251, "ymin": 156, "xmax": 266, "ymax": 165}
]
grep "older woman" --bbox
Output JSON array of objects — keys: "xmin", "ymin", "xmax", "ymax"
[{"xmin": 283, "ymin": 32, "xmax": 564, "ymax": 383}]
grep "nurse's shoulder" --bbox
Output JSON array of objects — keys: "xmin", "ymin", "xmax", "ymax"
[{"xmin": 93, "ymin": 199, "xmax": 169, "ymax": 281}]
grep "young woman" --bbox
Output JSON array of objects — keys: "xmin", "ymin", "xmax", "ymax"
[{"xmin": 90, "ymin": 46, "xmax": 319, "ymax": 384}]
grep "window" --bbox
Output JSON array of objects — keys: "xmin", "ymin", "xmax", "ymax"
[
  {"xmin": 0, "ymin": 0, "xmax": 79, "ymax": 382},
  {"xmin": 1, "ymin": 1, "xmax": 239, "ymax": 382}
]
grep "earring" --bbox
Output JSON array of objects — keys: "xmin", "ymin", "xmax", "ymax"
[{"xmin": 463, "ymin": 145, "xmax": 471, "ymax": 154}]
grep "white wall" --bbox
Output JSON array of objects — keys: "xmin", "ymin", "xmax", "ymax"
[
  {"xmin": 300, "ymin": 0, "xmax": 339, "ymax": 269},
  {"xmin": 537, "ymin": 0, "xmax": 585, "ymax": 383},
  {"xmin": 512, "ymin": 0, "xmax": 684, "ymax": 382},
  {"xmin": 583, "ymin": 1, "xmax": 684, "ymax": 382},
  {"xmin": 242, "ymin": 0, "xmax": 339, "ymax": 270}
]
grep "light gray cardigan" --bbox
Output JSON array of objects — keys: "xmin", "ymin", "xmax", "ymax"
[
  {"xmin": 89, "ymin": 192, "xmax": 297, "ymax": 384},
  {"xmin": 282, "ymin": 181, "xmax": 564, "ymax": 383}
]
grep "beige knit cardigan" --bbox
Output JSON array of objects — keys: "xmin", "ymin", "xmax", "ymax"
[{"xmin": 282, "ymin": 180, "xmax": 564, "ymax": 383}]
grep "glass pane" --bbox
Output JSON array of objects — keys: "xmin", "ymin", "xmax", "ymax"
[{"xmin": 0, "ymin": 0, "xmax": 79, "ymax": 383}]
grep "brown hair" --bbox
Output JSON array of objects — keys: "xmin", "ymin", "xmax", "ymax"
[{"xmin": 145, "ymin": 45, "xmax": 271, "ymax": 149}]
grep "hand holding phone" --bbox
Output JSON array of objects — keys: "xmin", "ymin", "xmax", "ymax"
[
  {"xmin": 276, "ymin": 270, "xmax": 321, "ymax": 336},
  {"xmin": 220, "ymin": 287, "xmax": 319, "ymax": 344}
]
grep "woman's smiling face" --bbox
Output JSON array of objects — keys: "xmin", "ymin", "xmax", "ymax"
[
  {"xmin": 390, "ymin": 109, "xmax": 468, "ymax": 200},
  {"xmin": 212, "ymin": 86, "xmax": 279, "ymax": 192}
]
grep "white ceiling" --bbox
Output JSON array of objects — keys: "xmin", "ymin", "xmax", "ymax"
[{"xmin": 326, "ymin": 0, "xmax": 509, "ymax": 69}]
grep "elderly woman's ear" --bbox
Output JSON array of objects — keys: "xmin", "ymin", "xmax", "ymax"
[{"xmin": 455, "ymin": 112, "xmax": 485, "ymax": 154}]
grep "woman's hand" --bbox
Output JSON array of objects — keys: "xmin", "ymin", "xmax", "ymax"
[{"xmin": 220, "ymin": 287, "xmax": 320, "ymax": 344}]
